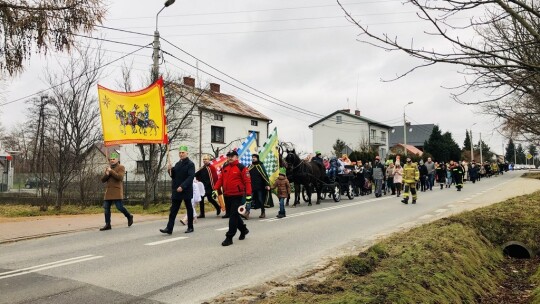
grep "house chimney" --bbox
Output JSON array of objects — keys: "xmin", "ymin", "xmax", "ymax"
[
  {"xmin": 183, "ymin": 76, "xmax": 195, "ymax": 87},
  {"xmin": 355, "ymin": 110, "xmax": 360, "ymax": 116},
  {"xmin": 209, "ymin": 83, "xmax": 220, "ymax": 93}
]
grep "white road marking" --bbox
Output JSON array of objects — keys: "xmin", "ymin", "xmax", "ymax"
[
  {"xmin": 144, "ymin": 237, "xmax": 188, "ymax": 246},
  {"xmin": 260, "ymin": 197, "xmax": 391, "ymax": 222},
  {"xmin": 216, "ymin": 227, "xmax": 229, "ymax": 231},
  {"xmin": 434, "ymin": 209, "xmax": 447, "ymax": 213},
  {"xmin": 0, "ymin": 255, "xmax": 103, "ymax": 280}
]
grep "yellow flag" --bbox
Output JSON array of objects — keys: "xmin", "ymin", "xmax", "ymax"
[{"xmin": 98, "ymin": 78, "xmax": 168, "ymax": 146}]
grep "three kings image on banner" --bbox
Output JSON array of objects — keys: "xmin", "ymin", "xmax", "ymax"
[{"xmin": 98, "ymin": 77, "xmax": 168, "ymax": 146}]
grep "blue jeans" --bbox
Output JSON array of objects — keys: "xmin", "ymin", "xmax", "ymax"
[
  {"xmin": 279, "ymin": 198, "xmax": 285, "ymax": 214},
  {"xmin": 103, "ymin": 200, "xmax": 131, "ymax": 224},
  {"xmin": 248, "ymin": 189, "xmax": 266, "ymax": 213},
  {"xmin": 428, "ymin": 173, "xmax": 435, "ymax": 190}
]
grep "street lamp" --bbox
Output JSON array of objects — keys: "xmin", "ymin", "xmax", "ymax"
[
  {"xmin": 403, "ymin": 101, "xmax": 413, "ymax": 156},
  {"xmin": 153, "ymin": 0, "xmax": 176, "ymax": 81}
]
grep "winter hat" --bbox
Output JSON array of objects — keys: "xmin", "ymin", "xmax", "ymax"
[{"xmin": 109, "ymin": 152, "xmax": 120, "ymax": 159}]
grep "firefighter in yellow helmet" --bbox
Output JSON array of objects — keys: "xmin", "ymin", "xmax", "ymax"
[{"xmin": 401, "ymin": 157, "xmax": 420, "ymax": 204}]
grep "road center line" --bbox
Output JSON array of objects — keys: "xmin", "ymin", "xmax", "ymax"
[
  {"xmin": 145, "ymin": 237, "xmax": 188, "ymax": 246},
  {"xmin": 216, "ymin": 227, "xmax": 229, "ymax": 231},
  {"xmin": 0, "ymin": 255, "xmax": 103, "ymax": 280}
]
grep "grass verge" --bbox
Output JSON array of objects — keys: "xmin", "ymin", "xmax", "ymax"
[
  {"xmin": 0, "ymin": 203, "xmax": 182, "ymax": 217},
  {"xmin": 259, "ymin": 190, "xmax": 540, "ymax": 304}
]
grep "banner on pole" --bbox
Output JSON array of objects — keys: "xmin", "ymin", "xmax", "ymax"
[{"xmin": 98, "ymin": 77, "xmax": 168, "ymax": 146}]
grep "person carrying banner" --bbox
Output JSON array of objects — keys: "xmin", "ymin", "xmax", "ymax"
[
  {"xmin": 195, "ymin": 155, "xmax": 221, "ymax": 217},
  {"xmin": 248, "ymin": 154, "xmax": 270, "ymax": 219},
  {"xmin": 214, "ymin": 150, "xmax": 252, "ymax": 246},
  {"xmin": 99, "ymin": 152, "xmax": 133, "ymax": 231},
  {"xmin": 160, "ymin": 145, "xmax": 195, "ymax": 235}
]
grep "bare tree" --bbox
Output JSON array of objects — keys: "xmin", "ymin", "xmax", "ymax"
[
  {"xmin": 338, "ymin": 0, "xmax": 540, "ymax": 139},
  {"xmin": 0, "ymin": 0, "xmax": 106, "ymax": 75},
  {"xmin": 42, "ymin": 44, "xmax": 102, "ymax": 209}
]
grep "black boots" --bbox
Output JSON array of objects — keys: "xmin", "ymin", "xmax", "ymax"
[
  {"xmin": 401, "ymin": 198, "xmax": 409, "ymax": 204},
  {"xmin": 276, "ymin": 211, "xmax": 286, "ymax": 218},
  {"xmin": 99, "ymin": 224, "xmax": 111, "ymax": 231},
  {"xmin": 259, "ymin": 211, "xmax": 265, "ymax": 218},
  {"xmin": 239, "ymin": 227, "xmax": 249, "ymax": 240},
  {"xmin": 222, "ymin": 237, "xmax": 233, "ymax": 246},
  {"xmin": 127, "ymin": 215, "xmax": 133, "ymax": 227}
]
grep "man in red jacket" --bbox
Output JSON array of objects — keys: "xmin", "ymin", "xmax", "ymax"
[{"xmin": 214, "ymin": 150, "xmax": 252, "ymax": 246}]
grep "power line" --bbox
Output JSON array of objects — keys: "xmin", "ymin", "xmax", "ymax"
[
  {"xmin": 161, "ymin": 37, "xmax": 323, "ymax": 118},
  {"xmin": 1, "ymin": 43, "xmax": 152, "ymax": 107},
  {"xmin": 107, "ymin": 1, "xmax": 403, "ymax": 21}
]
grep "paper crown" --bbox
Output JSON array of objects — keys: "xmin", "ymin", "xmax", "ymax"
[
  {"xmin": 178, "ymin": 145, "xmax": 188, "ymax": 152},
  {"xmin": 279, "ymin": 167, "xmax": 286, "ymax": 175},
  {"xmin": 109, "ymin": 152, "xmax": 120, "ymax": 159}
]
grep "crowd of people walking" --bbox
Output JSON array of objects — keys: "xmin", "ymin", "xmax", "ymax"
[{"xmin": 98, "ymin": 147, "xmax": 508, "ymax": 247}]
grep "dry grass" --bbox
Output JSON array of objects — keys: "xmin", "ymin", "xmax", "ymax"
[{"xmin": 258, "ymin": 190, "xmax": 540, "ymax": 304}]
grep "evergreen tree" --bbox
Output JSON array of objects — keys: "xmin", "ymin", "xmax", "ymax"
[
  {"xmin": 463, "ymin": 130, "xmax": 471, "ymax": 151},
  {"xmin": 516, "ymin": 144, "xmax": 526, "ymax": 164},
  {"xmin": 423, "ymin": 125, "xmax": 446, "ymax": 162},
  {"xmin": 505, "ymin": 139, "xmax": 516, "ymax": 163},
  {"xmin": 441, "ymin": 132, "xmax": 461, "ymax": 162},
  {"xmin": 333, "ymin": 139, "xmax": 347, "ymax": 157},
  {"xmin": 476, "ymin": 140, "xmax": 493, "ymax": 163}
]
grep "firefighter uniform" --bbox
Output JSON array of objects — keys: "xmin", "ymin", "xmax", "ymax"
[
  {"xmin": 452, "ymin": 164, "xmax": 464, "ymax": 191},
  {"xmin": 401, "ymin": 161, "xmax": 420, "ymax": 204}
]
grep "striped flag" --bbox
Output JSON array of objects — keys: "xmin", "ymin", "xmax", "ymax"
[
  {"xmin": 237, "ymin": 131, "xmax": 259, "ymax": 167},
  {"xmin": 209, "ymin": 154, "xmax": 228, "ymax": 175},
  {"xmin": 258, "ymin": 127, "xmax": 279, "ymax": 185}
]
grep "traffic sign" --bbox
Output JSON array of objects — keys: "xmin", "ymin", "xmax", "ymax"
[{"xmin": 527, "ymin": 153, "xmax": 533, "ymax": 160}]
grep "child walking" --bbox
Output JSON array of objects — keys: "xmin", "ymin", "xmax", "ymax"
[
  {"xmin": 180, "ymin": 179, "xmax": 205, "ymax": 225},
  {"xmin": 272, "ymin": 168, "xmax": 291, "ymax": 218}
]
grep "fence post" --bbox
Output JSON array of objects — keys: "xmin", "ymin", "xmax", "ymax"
[{"xmin": 124, "ymin": 171, "xmax": 128, "ymax": 200}]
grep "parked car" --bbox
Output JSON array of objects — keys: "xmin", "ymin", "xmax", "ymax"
[{"xmin": 25, "ymin": 177, "xmax": 50, "ymax": 189}]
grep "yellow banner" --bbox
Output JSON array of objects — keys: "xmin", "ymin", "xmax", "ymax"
[{"xmin": 98, "ymin": 78, "xmax": 167, "ymax": 146}]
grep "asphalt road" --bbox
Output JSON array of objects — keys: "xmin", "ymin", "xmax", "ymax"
[{"xmin": 1, "ymin": 171, "xmax": 538, "ymax": 304}]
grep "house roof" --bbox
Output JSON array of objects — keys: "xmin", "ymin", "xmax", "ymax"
[
  {"xmin": 389, "ymin": 124, "xmax": 435, "ymax": 147},
  {"xmin": 308, "ymin": 110, "xmax": 391, "ymax": 129},
  {"xmin": 168, "ymin": 83, "xmax": 271, "ymax": 122},
  {"xmin": 392, "ymin": 143, "xmax": 424, "ymax": 156},
  {"xmin": 92, "ymin": 143, "xmax": 121, "ymax": 158}
]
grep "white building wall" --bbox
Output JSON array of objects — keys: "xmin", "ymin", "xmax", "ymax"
[
  {"xmin": 312, "ymin": 114, "xmax": 391, "ymax": 159},
  {"xmin": 312, "ymin": 113, "xmax": 369, "ymax": 157},
  {"xmin": 117, "ymin": 109, "xmax": 269, "ymax": 181}
]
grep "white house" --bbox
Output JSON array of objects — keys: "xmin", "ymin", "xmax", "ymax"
[
  {"xmin": 107, "ymin": 77, "xmax": 272, "ymax": 181},
  {"xmin": 309, "ymin": 109, "xmax": 392, "ymax": 159}
]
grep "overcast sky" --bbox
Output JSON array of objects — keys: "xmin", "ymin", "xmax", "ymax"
[{"xmin": 2, "ymin": 0, "xmax": 510, "ymax": 155}]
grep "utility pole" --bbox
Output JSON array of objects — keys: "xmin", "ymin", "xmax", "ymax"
[
  {"xmin": 403, "ymin": 101, "xmax": 413, "ymax": 157},
  {"xmin": 479, "ymin": 132, "xmax": 483, "ymax": 164}
]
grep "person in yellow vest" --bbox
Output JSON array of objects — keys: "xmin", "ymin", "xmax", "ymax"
[{"xmin": 401, "ymin": 157, "xmax": 420, "ymax": 204}]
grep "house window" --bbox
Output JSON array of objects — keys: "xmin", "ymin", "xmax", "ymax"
[
  {"xmin": 249, "ymin": 131, "xmax": 260, "ymax": 147},
  {"xmin": 380, "ymin": 131, "xmax": 386, "ymax": 142},
  {"xmin": 371, "ymin": 129, "xmax": 376, "ymax": 139},
  {"xmin": 136, "ymin": 160, "xmax": 150, "ymax": 174},
  {"xmin": 211, "ymin": 126, "xmax": 225, "ymax": 143},
  {"xmin": 336, "ymin": 115, "xmax": 342, "ymax": 124},
  {"xmin": 214, "ymin": 114, "xmax": 223, "ymax": 121},
  {"xmin": 251, "ymin": 120, "xmax": 258, "ymax": 126}
]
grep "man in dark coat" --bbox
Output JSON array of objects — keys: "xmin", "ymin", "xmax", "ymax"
[
  {"xmin": 195, "ymin": 155, "xmax": 221, "ymax": 217},
  {"xmin": 160, "ymin": 145, "xmax": 195, "ymax": 234},
  {"xmin": 99, "ymin": 151, "xmax": 133, "ymax": 231},
  {"xmin": 248, "ymin": 154, "xmax": 270, "ymax": 218}
]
